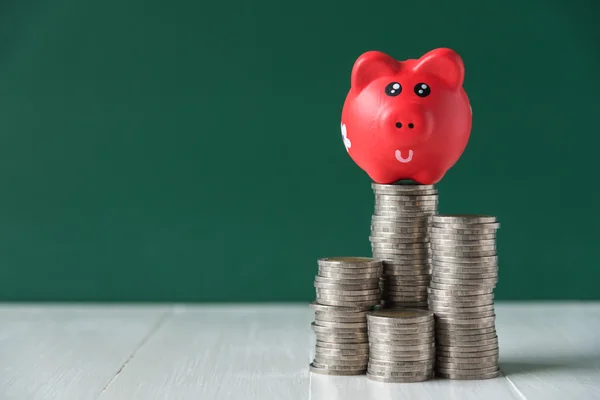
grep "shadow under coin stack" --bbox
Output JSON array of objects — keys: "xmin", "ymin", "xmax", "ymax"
[
  {"xmin": 427, "ymin": 215, "xmax": 501, "ymax": 380},
  {"xmin": 309, "ymin": 257, "xmax": 383, "ymax": 376},
  {"xmin": 369, "ymin": 183, "xmax": 439, "ymax": 309},
  {"xmin": 366, "ymin": 309, "xmax": 436, "ymax": 382}
]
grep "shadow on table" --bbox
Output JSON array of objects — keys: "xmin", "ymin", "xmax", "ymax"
[{"xmin": 500, "ymin": 353, "xmax": 600, "ymax": 375}]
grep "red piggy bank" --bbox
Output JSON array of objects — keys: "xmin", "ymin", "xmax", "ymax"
[{"xmin": 340, "ymin": 48, "xmax": 472, "ymax": 184}]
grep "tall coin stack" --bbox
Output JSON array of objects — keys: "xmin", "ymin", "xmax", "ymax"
[
  {"xmin": 309, "ymin": 257, "xmax": 383, "ymax": 376},
  {"xmin": 427, "ymin": 215, "xmax": 501, "ymax": 380},
  {"xmin": 369, "ymin": 183, "xmax": 439, "ymax": 309},
  {"xmin": 366, "ymin": 309, "xmax": 436, "ymax": 382}
]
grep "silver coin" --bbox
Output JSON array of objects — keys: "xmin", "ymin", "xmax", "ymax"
[
  {"xmin": 314, "ymin": 281, "xmax": 380, "ymax": 291},
  {"xmin": 367, "ymin": 337, "xmax": 435, "ymax": 348},
  {"xmin": 372, "ymin": 182, "xmax": 436, "ymax": 190},
  {"xmin": 368, "ymin": 358, "xmax": 434, "ymax": 368},
  {"xmin": 373, "ymin": 251, "xmax": 431, "ymax": 259},
  {"xmin": 317, "ymin": 257, "xmax": 382, "ymax": 268},
  {"xmin": 367, "ymin": 325, "xmax": 434, "ymax": 335},
  {"xmin": 436, "ymin": 325, "xmax": 497, "ymax": 335},
  {"xmin": 309, "ymin": 362, "xmax": 365, "ymax": 375},
  {"xmin": 429, "ymin": 299, "xmax": 494, "ymax": 308},
  {"xmin": 315, "ymin": 341, "xmax": 369, "ymax": 350},
  {"xmin": 311, "ymin": 323, "xmax": 367, "ymax": 334},
  {"xmin": 432, "ymin": 310, "xmax": 496, "ymax": 320},
  {"xmin": 369, "ymin": 352, "xmax": 436, "ymax": 362},
  {"xmin": 367, "ymin": 368, "xmax": 434, "ymax": 378},
  {"xmin": 375, "ymin": 195, "xmax": 439, "ymax": 204},
  {"xmin": 316, "ymin": 288, "xmax": 381, "ymax": 296},
  {"xmin": 433, "ymin": 249, "xmax": 498, "ymax": 258},
  {"xmin": 315, "ymin": 346, "xmax": 370, "ymax": 356},
  {"xmin": 431, "ymin": 243, "xmax": 497, "ymax": 252},
  {"xmin": 383, "ymin": 262, "xmax": 431, "ymax": 270},
  {"xmin": 430, "ymin": 226, "xmax": 498, "ymax": 236},
  {"xmin": 369, "ymin": 342, "xmax": 436, "ymax": 352},
  {"xmin": 317, "ymin": 271, "xmax": 382, "ymax": 280},
  {"xmin": 437, "ymin": 343, "xmax": 499, "ymax": 353},
  {"xmin": 315, "ymin": 306, "xmax": 367, "ymax": 322},
  {"xmin": 437, "ymin": 364, "xmax": 499, "ymax": 374},
  {"xmin": 316, "ymin": 292, "xmax": 381, "ymax": 300},
  {"xmin": 384, "ymin": 303, "xmax": 430, "ymax": 309},
  {"xmin": 430, "ymin": 278, "xmax": 498, "ymax": 287},
  {"xmin": 371, "ymin": 223, "xmax": 429, "ymax": 232},
  {"xmin": 371, "ymin": 244, "xmax": 432, "ymax": 253},
  {"xmin": 436, "ymin": 354, "xmax": 498, "ymax": 363},
  {"xmin": 435, "ymin": 361, "xmax": 499, "ymax": 371},
  {"xmin": 431, "ymin": 259, "xmax": 498, "ymax": 268},
  {"xmin": 375, "ymin": 203, "xmax": 438, "ymax": 211},
  {"xmin": 316, "ymin": 299, "xmax": 381, "ymax": 308},
  {"xmin": 375, "ymin": 203, "xmax": 438, "ymax": 212},
  {"xmin": 438, "ymin": 336, "xmax": 498, "ymax": 346},
  {"xmin": 428, "ymin": 287, "xmax": 493, "ymax": 296},
  {"xmin": 367, "ymin": 337, "xmax": 435, "ymax": 346},
  {"xmin": 366, "ymin": 372, "xmax": 432, "ymax": 383},
  {"xmin": 370, "ymin": 231, "xmax": 430, "ymax": 239},
  {"xmin": 429, "ymin": 282, "xmax": 496, "ymax": 291},
  {"xmin": 436, "ymin": 332, "xmax": 498, "ymax": 344},
  {"xmin": 431, "ymin": 266, "xmax": 498, "ymax": 275},
  {"xmin": 383, "ymin": 270, "xmax": 430, "ymax": 278},
  {"xmin": 431, "ymin": 215, "xmax": 497, "ymax": 224},
  {"xmin": 432, "ymin": 220, "xmax": 500, "ymax": 229},
  {"xmin": 435, "ymin": 322, "xmax": 497, "ymax": 332},
  {"xmin": 314, "ymin": 355, "xmax": 369, "ymax": 364},
  {"xmin": 312, "ymin": 361, "xmax": 368, "ymax": 371},
  {"xmin": 318, "ymin": 265, "xmax": 384, "ymax": 275},
  {"xmin": 436, "ymin": 348, "xmax": 499, "ymax": 358},
  {"xmin": 314, "ymin": 319, "xmax": 367, "ymax": 328},
  {"xmin": 383, "ymin": 291, "xmax": 429, "ymax": 298},
  {"xmin": 316, "ymin": 297, "xmax": 381, "ymax": 305},
  {"xmin": 370, "ymin": 238, "xmax": 430, "ymax": 246},
  {"xmin": 370, "ymin": 235, "xmax": 429, "ymax": 243},
  {"xmin": 372, "ymin": 242, "xmax": 430, "ymax": 251},
  {"xmin": 430, "ymin": 236, "xmax": 496, "ymax": 244},
  {"xmin": 367, "ymin": 309, "xmax": 434, "ymax": 325},
  {"xmin": 428, "ymin": 292, "xmax": 495, "ymax": 300},
  {"xmin": 431, "ymin": 277, "xmax": 498, "ymax": 286},
  {"xmin": 314, "ymin": 276, "xmax": 380, "ymax": 285},
  {"xmin": 431, "ymin": 233, "xmax": 496, "ymax": 241},
  {"xmin": 368, "ymin": 365, "xmax": 434, "ymax": 376},
  {"xmin": 435, "ymin": 370, "xmax": 501, "ymax": 380},
  {"xmin": 310, "ymin": 301, "xmax": 374, "ymax": 313},
  {"xmin": 371, "ymin": 214, "xmax": 432, "ymax": 222},
  {"xmin": 314, "ymin": 335, "xmax": 369, "ymax": 344},
  {"xmin": 315, "ymin": 316, "xmax": 367, "ymax": 325}
]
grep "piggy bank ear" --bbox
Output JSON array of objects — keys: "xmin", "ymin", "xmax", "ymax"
[
  {"xmin": 413, "ymin": 48, "xmax": 465, "ymax": 89},
  {"xmin": 351, "ymin": 51, "xmax": 400, "ymax": 92}
]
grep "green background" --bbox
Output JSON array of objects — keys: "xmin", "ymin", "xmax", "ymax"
[{"xmin": 0, "ymin": 0, "xmax": 598, "ymax": 302}]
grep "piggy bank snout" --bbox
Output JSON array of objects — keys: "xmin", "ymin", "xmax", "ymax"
[{"xmin": 383, "ymin": 104, "xmax": 433, "ymax": 141}]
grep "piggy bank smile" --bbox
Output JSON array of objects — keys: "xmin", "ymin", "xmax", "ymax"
[{"xmin": 340, "ymin": 48, "xmax": 472, "ymax": 185}]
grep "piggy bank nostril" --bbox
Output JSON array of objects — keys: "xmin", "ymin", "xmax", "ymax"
[
  {"xmin": 408, "ymin": 123, "xmax": 414, "ymax": 129},
  {"xmin": 395, "ymin": 122, "xmax": 402, "ymax": 129}
]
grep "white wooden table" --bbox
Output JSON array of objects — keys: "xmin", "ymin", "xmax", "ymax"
[{"xmin": 0, "ymin": 302, "xmax": 598, "ymax": 400}]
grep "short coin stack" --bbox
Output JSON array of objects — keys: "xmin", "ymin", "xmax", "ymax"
[
  {"xmin": 366, "ymin": 309, "xmax": 436, "ymax": 382},
  {"xmin": 310, "ymin": 257, "xmax": 383, "ymax": 375},
  {"xmin": 428, "ymin": 215, "xmax": 501, "ymax": 380},
  {"xmin": 369, "ymin": 183, "xmax": 439, "ymax": 309}
]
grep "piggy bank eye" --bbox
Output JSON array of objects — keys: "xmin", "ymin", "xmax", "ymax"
[
  {"xmin": 385, "ymin": 82, "xmax": 402, "ymax": 97},
  {"xmin": 414, "ymin": 83, "xmax": 431, "ymax": 97}
]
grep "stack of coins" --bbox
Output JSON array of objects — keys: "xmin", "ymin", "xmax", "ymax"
[
  {"xmin": 366, "ymin": 309, "xmax": 436, "ymax": 382},
  {"xmin": 309, "ymin": 257, "xmax": 383, "ymax": 376},
  {"xmin": 369, "ymin": 183, "xmax": 439, "ymax": 309},
  {"xmin": 427, "ymin": 215, "xmax": 501, "ymax": 380}
]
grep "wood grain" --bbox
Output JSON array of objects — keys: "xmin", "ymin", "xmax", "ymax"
[{"xmin": 1, "ymin": 303, "xmax": 599, "ymax": 399}]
